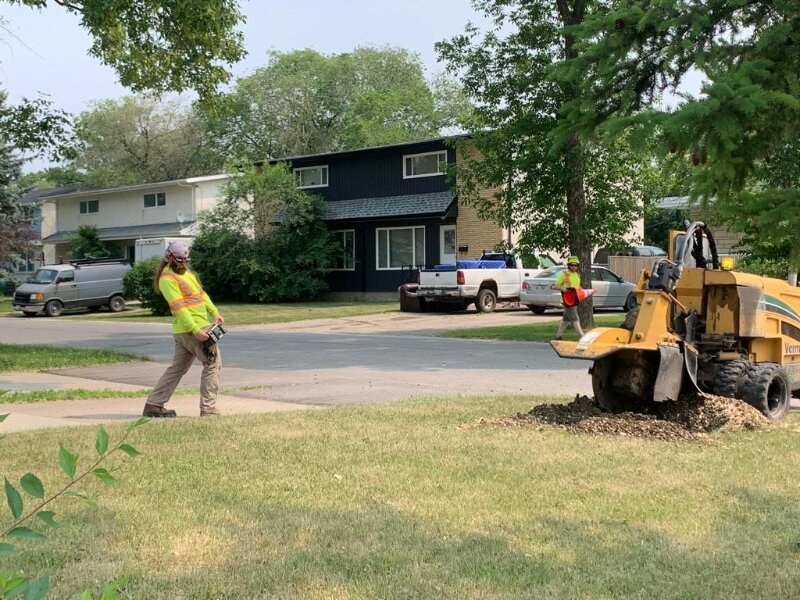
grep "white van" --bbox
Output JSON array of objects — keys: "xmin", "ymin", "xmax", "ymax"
[{"xmin": 12, "ymin": 258, "xmax": 131, "ymax": 317}]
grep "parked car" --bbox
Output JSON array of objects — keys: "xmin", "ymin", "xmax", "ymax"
[
  {"xmin": 593, "ymin": 245, "xmax": 667, "ymax": 265},
  {"xmin": 520, "ymin": 265, "xmax": 637, "ymax": 314},
  {"xmin": 12, "ymin": 257, "xmax": 130, "ymax": 317}
]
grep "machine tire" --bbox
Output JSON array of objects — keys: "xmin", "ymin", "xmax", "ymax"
[
  {"xmin": 740, "ymin": 363, "xmax": 791, "ymax": 421},
  {"xmin": 530, "ymin": 306, "xmax": 546, "ymax": 315},
  {"xmin": 591, "ymin": 357, "xmax": 628, "ymax": 413},
  {"xmin": 711, "ymin": 359, "xmax": 751, "ymax": 399},
  {"xmin": 475, "ymin": 288, "xmax": 497, "ymax": 313},
  {"xmin": 44, "ymin": 300, "xmax": 63, "ymax": 317},
  {"xmin": 624, "ymin": 293, "xmax": 637, "ymax": 312},
  {"xmin": 620, "ymin": 306, "xmax": 640, "ymax": 331},
  {"xmin": 108, "ymin": 295, "xmax": 126, "ymax": 312}
]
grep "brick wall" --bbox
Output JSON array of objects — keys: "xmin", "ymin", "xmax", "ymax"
[{"xmin": 455, "ymin": 144, "xmax": 505, "ymax": 258}]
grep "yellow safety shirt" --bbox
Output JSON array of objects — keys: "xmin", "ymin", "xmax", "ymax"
[{"xmin": 159, "ymin": 267, "xmax": 219, "ymax": 335}]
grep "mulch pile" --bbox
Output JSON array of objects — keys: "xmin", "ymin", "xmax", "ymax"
[{"xmin": 464, "ymin": 393, "xmax": 769, "ymax": 441}]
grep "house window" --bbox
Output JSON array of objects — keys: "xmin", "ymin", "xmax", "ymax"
[
  {"xmin": 294, "ymin": 165, "xmax": 329, "ymax": 188},
  {"xmin": 376, "ymin": 226, "xmax": 425, "ymax": 270},
  {"xmin": 144, "ymin": 192, "xmax": 166, "ymax": 208},
  {"xmin": 143, "ymin": 192, "xmax": 166, "ymax": 208},
  {"xmin": 333, "ymin": 230, "xmax": 355, "ymax": 270},
  {"xmin": 79, "ymin": 200, "xmax": 99, "ymax": 214},
  {"xmin": 403, "ymin": 151, "xmax": 447, "ymax": 179}
]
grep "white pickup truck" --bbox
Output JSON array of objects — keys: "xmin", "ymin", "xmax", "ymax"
[{"xmin": 415, "ymin": 252, "xmax": 549, "ymax": 313}]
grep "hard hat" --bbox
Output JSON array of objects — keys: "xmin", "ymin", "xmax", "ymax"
[{"xmin": 567, "ymin": 256, "xmax": 580, "ymax": 265}]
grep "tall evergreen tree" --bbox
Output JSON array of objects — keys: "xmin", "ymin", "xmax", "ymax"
[
  {"xmin": 564, "ymin": 0, "xmax": 800, "ymax": 279},
  {"xmin": 0, "ymin": 92, "xmax": 30, "ymax": 275}
]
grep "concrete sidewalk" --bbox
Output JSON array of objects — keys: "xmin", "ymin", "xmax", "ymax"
[{"xmin": 0, "ymin": 366, "xmax": 315, "ymax": 433}]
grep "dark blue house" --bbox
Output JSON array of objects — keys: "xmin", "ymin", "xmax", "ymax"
[{"xmin": 266, "ymin": 136, "xmax": 504, "ymax": 298}]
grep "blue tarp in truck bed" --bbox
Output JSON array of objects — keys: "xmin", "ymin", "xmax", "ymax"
[{"xmin": 431, "ymin": 260, "xmax": 507, "ymax": 270}]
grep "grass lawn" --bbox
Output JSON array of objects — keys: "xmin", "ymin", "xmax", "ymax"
[
  {"xmin": 2, "ymin": 396, "xmax": 799, "ymax": 599},
  {"xmin": 2, "ymin": 300, "xmax": 399, "ymax": 326},
  {"xmin": 0, "ymin": 343, "xmax": 145, "ymax": 373},
  {"xmin": 0, "ymin": 296, "xmax": 11, "ymax": 314},
  {"xmin": 441, "ymin": 313, "xmax": 626, "ymax": 342}
]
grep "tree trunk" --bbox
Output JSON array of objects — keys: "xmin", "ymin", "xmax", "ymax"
[
  {"xmin": 558, "ymin": 0, "xmax": 592, "ymax": 330},
  {"xmin": 563, "ymin": 133, "xmax": 593, "ymax": 329}
]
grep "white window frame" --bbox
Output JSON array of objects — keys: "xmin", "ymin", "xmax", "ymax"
[
  {"xmin": 143, "ymin": 192, "xmax": 166, "ymax": 208},
  {"xmin": 402, "ymin": 150, "xmax": 447, "ymax": 179},
  {"xmin": 332, "ymin": 230, "xmax": 356, "ymax": 271},
  {"xmin": 294, "ymin": 165, "xmax": 329, "ymax": 189},
  {"xmin": 375, "ymin": 226, "xmax": 425, "ymax": 271},
  {"xmin": 79, "ymin": 199, "xmax": 99, "ymax": 214}
]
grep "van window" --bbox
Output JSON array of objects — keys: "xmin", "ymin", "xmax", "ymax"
[
  {"xmin": 30, "ymin": 269, "xmax": 58, "ymax": 284},
  {"xmin": 57, "ymin": 271, "xmax": 75, "ymax": 283}
]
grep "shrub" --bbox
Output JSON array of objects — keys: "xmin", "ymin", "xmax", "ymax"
[
  {"xmin": 123, "ymin": 256, "xmax": 170, "ymax": 315},
  {"xmin": 738, "ymin": 256, "xmax": 790, "ymax": 280}
]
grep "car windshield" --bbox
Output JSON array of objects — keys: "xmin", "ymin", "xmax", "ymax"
[
  {"xmin": 28, "ymin": 269, "xmax": 58, "ymax": 284},
  {"xmin": 534, "ymin": 266, "xmax": 565, "ymax": 278}
]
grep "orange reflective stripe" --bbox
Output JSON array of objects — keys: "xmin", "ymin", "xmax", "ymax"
[
  {"xmin": 168, "ymin": 297, "xmax": 205, "ymax": 311},
  {"xmin": 161, "ymin": 271, "xmax": 195, "ymax": 296}
]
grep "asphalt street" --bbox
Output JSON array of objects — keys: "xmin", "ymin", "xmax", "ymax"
[{"xmin": 0, "ymin": 314, "xmax": 594, "ymax": 405}]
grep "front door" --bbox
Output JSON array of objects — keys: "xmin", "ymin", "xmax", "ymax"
[{"xmin": 440, "ymin": 225, "xmax": 456, "ymax": 265}]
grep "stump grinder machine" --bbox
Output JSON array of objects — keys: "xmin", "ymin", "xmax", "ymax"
[{"xmin": 551, "ymin": 222, "xmax": 800, "ymax": 420}]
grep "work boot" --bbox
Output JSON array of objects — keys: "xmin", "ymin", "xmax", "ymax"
[
  {"xmin": 142, "ymin": 403, "xmax": 177, "ymax": 418},
  {"xmin": 200, "ymin": 407, "xmax": 221, "ymax": 417}
]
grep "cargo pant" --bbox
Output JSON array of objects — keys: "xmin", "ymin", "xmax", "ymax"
[{"xmin": 146, "ymin": 332, "xmax": 221, "ymax": 412}]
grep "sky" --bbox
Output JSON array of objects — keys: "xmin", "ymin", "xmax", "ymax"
[{"xmin": 1, "ymin": 0, "xmax": 488, "ymax": 172}]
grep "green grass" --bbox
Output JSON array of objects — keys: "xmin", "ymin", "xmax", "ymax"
[
  {"xmin": 1, "ymin": 395, "xmax": 799, "ymax": 599},
  {"xmin": 0, "ymin": 385, "xmax": 263, "ymax": 404},
  {"xmin": 441, "ymin": 314, "xmax": 625, "ymax": 342},
  {"xmin": 20, "ymin": 300, "xmax": 400, "ymax": 326},
  {"xmin": 0, "ymin": 343, "xmax": 145, "ymax": 373},
  {"xmin": 0, "ymin": 296, "xmax": 11, "ymax": 314}
]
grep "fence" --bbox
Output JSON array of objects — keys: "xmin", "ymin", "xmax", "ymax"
[{"xmin": 607, "ymin": 256, "xmax": 660, "ymax": 284}]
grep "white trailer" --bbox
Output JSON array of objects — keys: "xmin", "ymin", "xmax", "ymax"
[{"xmin": 134, "ymin": 237, "xmax": 193, "ymax": 262}]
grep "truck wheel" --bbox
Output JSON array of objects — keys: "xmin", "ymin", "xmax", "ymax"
[
  {"xmin": 624, "ymin": 293, "xmax": 637, "ymax": 312},
  {"xmin": 108, "ymin": 295, "xmax": 126, "ymax": 312},
  {"xmin": 44, "ymin": 300, "xmax": 63, "ymax": 317},
  {"xmin": 711, "ymin": 359, "xmax": 751, "ymax": 399},
  {"xmin": 476, "ymin": 289, "xmax": 497, "ymax": 313},
  {"xmin": 740, "ymin": 363, "xmax": 791, "ymax": 421},
  {"xmin": 530, "ymin": 306, "xmax": 546, "ymax": 315}
]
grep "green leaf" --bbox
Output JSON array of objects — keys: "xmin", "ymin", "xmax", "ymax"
[
  {"xmin": 65, "ymin": 490, "xmax": 98, "ymax": 508},
  {"xmin": 126, "ymin": 417, "xmax": 149, "ymax": 432},
  {"xmin": 23, "ymin": 574, "xmax": 49, "ymax": 600},
  {"xmin": 118, "ymin": 443, "xmax": 141, "ymax": 458},
  {"xmin": 6, "ymin": 527, "xmax": 46, "ymax": 541},
  {"xmin": 95, "ymin": 426, "xmax": 109, "ymax": 455},
  {"xmin": 36, "ymin": 511, "xmax": 59, "ymax": 529},
  {"xmin": 58, "ymin": 444, "xmax": 77, "ymax": 479},
  {"xmin": 79, "ymin": 591, "xmax": 92, "ymax": 600},
  {"xmin": 0, "ymin": 542, "xmax": 16, "ymax": 554},
  {"xmin": 99, "ymin": 576, "xmax": 129, "ymax": 600},
  {"xmin": 4, "ymin": 478, "xmax": 23, "ymax": 519},
  {"xmin": 0, "ymin": 413, "xmax": 8, "ymax": 423},
  {"xmin": 20, "ymin": 474, "xmax": 44, "ymax": 499},
  {"xmin": 92, "ymin": 468, "xmax": 116, "ymax": 484}
]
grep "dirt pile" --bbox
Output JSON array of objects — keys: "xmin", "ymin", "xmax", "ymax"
[{"xmin": 467, "ymin": 393, "xmax": 769, "ymax": 441}]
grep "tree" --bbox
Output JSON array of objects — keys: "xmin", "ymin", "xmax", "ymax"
[
  {"xmin": 73, "ymin": 95, "xmax": 225, "ymax": 188},
  {"xmin": 565, "ymin": 0, "xmax": 800, "ymax": 279},
  {"xmin": 0, "ymin": 94, "xmax": 31, "ymax": 276},
  {"xmin": 206, "ymin": 47, "xmax": 467, "ymax": 162},
  {"xmin": 68, "ymin": 225, "xmax": 113, "ymax": 259},
  {"xmin": 16, "ymin": 166, "xmax": 85, "ymax": 190},
  {"xmin": 1, "ymin": 0, "xmax": 246, "ymax": 157},
  {"xmin": 437, "ymin": 0, "xmax": 649, "ymax": 326},
  {"xmin": 190, "ymin": 164, "xmax": 338, "ymax": 302}
]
